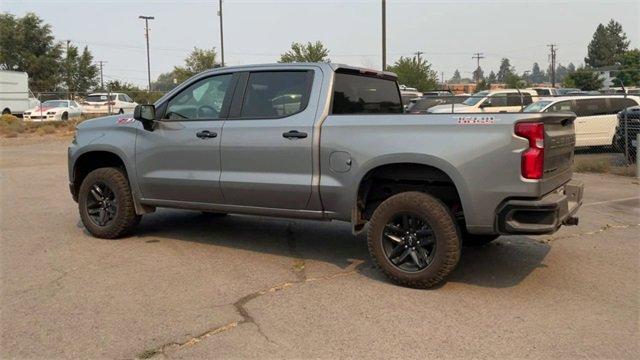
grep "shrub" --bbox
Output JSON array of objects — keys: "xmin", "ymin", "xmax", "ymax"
[
  {"xmin": 37, "ymin": 125, "xmax": 56, "ymax": 135},
  {"xmin": 0, "ymin": 114, "xmax": 25, "ymax": 134}
]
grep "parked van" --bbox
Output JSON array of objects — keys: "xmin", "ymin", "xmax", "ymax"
[
  {"xmin": 523, "ymin": 95, "xmax": 640, "ymax": 147},
  {"xmin": 0, "ymin": 70, "xmax": 40, "ymax": 115},
  {"xmin": 427, "ymin": 89, "xmax": 536, "ymax": 113}
]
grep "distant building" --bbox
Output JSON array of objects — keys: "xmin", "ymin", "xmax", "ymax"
[{"xmin": 596, "ymin": 66, "xmax": 619, "ymax": 89}]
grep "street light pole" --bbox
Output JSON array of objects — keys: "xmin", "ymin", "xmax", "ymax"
[
  {"xmin": 218, "ymin": 0, "xmax": 225, "ymax": 67},
  {"xmin": 139, "ymin": 15, "xmax": 154, "ymax": 91}
]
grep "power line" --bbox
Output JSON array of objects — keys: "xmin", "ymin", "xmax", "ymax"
[{"xmin": 381, "ymin": 0, "xmax": 386, "ymax": 70}]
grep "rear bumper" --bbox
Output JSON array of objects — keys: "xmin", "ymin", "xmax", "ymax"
[{"xmin": 495, "ymin": 180, "xmax": 584, "ymax": 235}]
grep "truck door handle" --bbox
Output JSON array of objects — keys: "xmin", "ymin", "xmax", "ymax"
[
  {"xmin": 282, "ymin": 130, "xmax": 307, "ymax": 139},
  {"xmin": 196, "ymin": 130, "xmax": 217, "ymax": 139}
]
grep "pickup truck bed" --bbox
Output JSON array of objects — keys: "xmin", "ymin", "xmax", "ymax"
[{"xmin": 68, "ymin": 63, "xmax": 583, "ymax": 288}]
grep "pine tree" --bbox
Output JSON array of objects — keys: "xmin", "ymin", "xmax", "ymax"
[{"xmin": 585, "ymin": 19, "xmax": 630, "ymax": 67}]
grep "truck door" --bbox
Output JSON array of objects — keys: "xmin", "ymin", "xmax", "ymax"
[
  {"xmin": 220, "ymin": 69, "xmax": 319, "ymax": 210},
  {"xmin": 135, "ymin": 73, "xmax": 236, "ymax": 204}
]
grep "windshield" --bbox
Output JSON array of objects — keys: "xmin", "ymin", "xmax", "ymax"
[
  {"xmin": 523, "ymin": 100, "xmax": 552, "ymax": 113},
  {"xmin": 462, "ymin": 91, "xmax": 489, "ymax": 106},
  {"xmin": 42, "ymin": 100, "xmax": 68, "ymax": 108}
]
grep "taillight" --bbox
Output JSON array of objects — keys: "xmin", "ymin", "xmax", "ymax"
[{"xmin": 515, "ymin": 122, "xmax": 544, "ymax": 179}]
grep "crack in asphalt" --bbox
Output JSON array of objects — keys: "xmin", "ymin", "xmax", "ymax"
[{"xmin": 134, "ymin": 224, "xmax": 365, "ymax": 359}]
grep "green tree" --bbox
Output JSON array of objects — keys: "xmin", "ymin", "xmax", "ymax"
[
  {"xmin": 152, "ymin": 71, "xmax": 180, "ymax": 92},
  {"xmin": 612, "ymin": 49, "xmax": 640, "ymax": 87},
  {"xmin": 475, "ymin": 79, "xmax": 489, "ymax": 91},
  {"xmin": 563, "ymin": 67, "xmax": 603, "ymax": 90},
  {"xmin": 449, "ymin": 69, "xmax": 462, "ymax": 83},
  {"xmin": 0, "ymin": 12, "xmax": 63, "ymax": 91},
  {"xmin": 173, "ymin": 47, "xmax": 218, "ymax": 84},
  {"xmin": 505, "ymin": 73, "xmax": 525, "ymax": 88},
  {"xmin": 472, "ymin": 66, "xmax": 484, "ymax": 82},
  {"xmin": 486, "ymin": 70, "xmax": 497, "ymax": 84},
  {"xmin": 585, "ymin": 19, "xmax": 630, "ymax": 68},
  {"xmin": 75, "ymin": 46, "xmax": 99, "ymax": 93},
  {"xmin": 386, "ymin": 56, "xmax": 438, "ymax": 91},
  {"xmin": 529, "ymin": 62, "xmax": 546, "ymax": 83},
  {"xmin": 105, "ymin": 80, "xmax": 162, "ymax": 104},
  {"xmin": 279, "ymin": 41, "xmax": 330, "ymax": 63},
  {"xmin": 496, "ymin": 58, "xmax": 514, "ymax": 83}
]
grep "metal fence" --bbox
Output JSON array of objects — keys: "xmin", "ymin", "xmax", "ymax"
[{"xmin": 403, "ymin": 93, "xmax": 639, "ymax": 170}]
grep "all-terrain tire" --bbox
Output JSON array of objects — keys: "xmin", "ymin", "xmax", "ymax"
[
  {"xmin": 78, "ymin": 167, "xmax": 141, "ymax": 239},
  {"xmin": 367, "ymin": 191, "xmax": 461, "ymax": 289}
]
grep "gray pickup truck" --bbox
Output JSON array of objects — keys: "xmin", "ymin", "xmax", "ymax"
[{"xmin": 68, "ymin": 63, "xmax": 583, "ymax": 288}]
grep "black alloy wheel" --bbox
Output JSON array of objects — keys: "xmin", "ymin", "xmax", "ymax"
[
  {"xmin": 382, "ymin": 213, "xmax": 436, "ymax": 272},
  {"xmin": 85, "ymin": 182, "xmax": 118, "ymax": 227}
]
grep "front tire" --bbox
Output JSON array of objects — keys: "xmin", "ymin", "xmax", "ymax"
[
  {"xmin": 367, "ymin": 192, "xmax": 461, "ymax": 289},
  {"xmin": 78, "ymin": 167, "xmax": 141, "ymax": 239},
  {"xmin": 61, "ymin": 112, "xmax": 68, "ymax": 121}
]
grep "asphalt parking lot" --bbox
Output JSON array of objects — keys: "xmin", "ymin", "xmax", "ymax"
[{"xmin": 1, "ymin": 137, "xmax": 638, "ymax": 359}]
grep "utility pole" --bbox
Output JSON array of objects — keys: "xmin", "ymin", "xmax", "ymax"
[
  {"xmin": 547, "ymin": 44, "xmax": 557, "ymax": 87},
  {"xmin": 66, "ymin": 40, "xmax": 71, "ymax": 99},
  {"xmin": 139, "ymin": 15, "xmax": 155, "ymax": 92},
  {"xmin": 414, "ymin": 51, "xmax": 424, "ymax": 64},
  {"xmin": 97, "ymin": 60, "xmax": 106, "ymax": 90},
  {"xmin": 218, "ymin": 0, "xmax": 225, "ymax": 67},
  {"xmin": 381, "ymin": 0, "xmax": 386, "ymax": 70},
  {"xmin": 472, "ymin": 52, "xmax": 484, "ymax": 84}
]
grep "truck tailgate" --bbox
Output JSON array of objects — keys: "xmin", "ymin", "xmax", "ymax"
[{"xmin": 540, "ymin": 112, "xmax": 576, "ymax": 194}]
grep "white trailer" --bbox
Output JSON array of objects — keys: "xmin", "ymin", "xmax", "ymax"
[{"xmin": 0, "ymin": 70, "xmax": 40, "ymax": 115}]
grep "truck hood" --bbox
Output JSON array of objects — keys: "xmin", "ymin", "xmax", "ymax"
[
  {"xmin": 427, "ymin": 103, "xmax": 473, "ymax": 113},
  {"xmin": 77, "ymin": 114, "xmax": 136, "ymax": 130}
]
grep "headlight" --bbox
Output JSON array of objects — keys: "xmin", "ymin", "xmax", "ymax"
[{"xmin": 47, "ymin": 111, "xmax": 57, "ymax": 115}]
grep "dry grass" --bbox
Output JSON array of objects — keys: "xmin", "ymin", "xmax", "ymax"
[
  {"xmin": 574, "ymin": 157, "xmax": 637, "ymax": 177},
  {"xmin": 0, "ymin": 114, "xmax": 104, "ymax": 138}
]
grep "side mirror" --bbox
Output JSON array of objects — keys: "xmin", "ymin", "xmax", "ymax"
[{"xmin": 133, "ymin": 104, "xmax": 156, "ymax": 131}]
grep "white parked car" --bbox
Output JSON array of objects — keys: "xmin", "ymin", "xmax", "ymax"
[
  {"xmin": 81, "ymin": 93, "xmax": 137, "ymax": 115},
  {"xmin": 427, "ymin": 89, "xmax": 536, "ymax": 113},
  {"xmin": 523, "ymin": 95, "xmax": 640, "ymax": 147},
  {"xmin": 0, "ymin": 70, "xmax": 40, "ymax": 115},
  {"xmin": 23, "ymin": 100, "xmax": 83, "ymax": 121}
]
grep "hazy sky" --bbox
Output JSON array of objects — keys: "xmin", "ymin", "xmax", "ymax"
[{"xmin": 2, "ymin": 0, "xmax": 639, "ymax": 87}]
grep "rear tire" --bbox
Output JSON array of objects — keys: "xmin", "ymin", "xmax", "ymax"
[
  {"xmin": 61, "ymin": 112, "xmax": 68, "ymax": 121},
  {"xmin": 118, "ymin": 108, "xmax": 124, "ymax": 114},
  {"xmin": 78, "ymin": 167, "xmax": 141, "ymax": 239},
  {"xmin": 2, "ymin": 108, "xmax": 10, "ymax": 115},
  {"xmin": 367, "ymin": 191, "xmax": 461, "ymax": 289}
]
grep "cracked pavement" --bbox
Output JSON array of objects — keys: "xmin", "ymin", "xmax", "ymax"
[{"xmin": 1, "ymin": 138, "xmax": 639, "ymax": 359}]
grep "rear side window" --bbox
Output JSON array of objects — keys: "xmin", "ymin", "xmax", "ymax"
[
  {"xmin": 574, "ymin": 98, "xmax": 608, "ymax": 117},
  {"xmin": 240, "ymin": 71, "xmax": 312, "ymax": 118},
  {"xmin": 331, "ymin": 73, "xmax": 402, "ymax": 114},
  {"xmin": 609, "ymin": 98, "xmax": 639, "ymax": 113},
  {"xmin": 506, "ymin": 93, "xmax": 532, "ymax": 106},
  {"xmin": 545, "ymin": 100, "xmax": 575, "ymax": 112}
]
